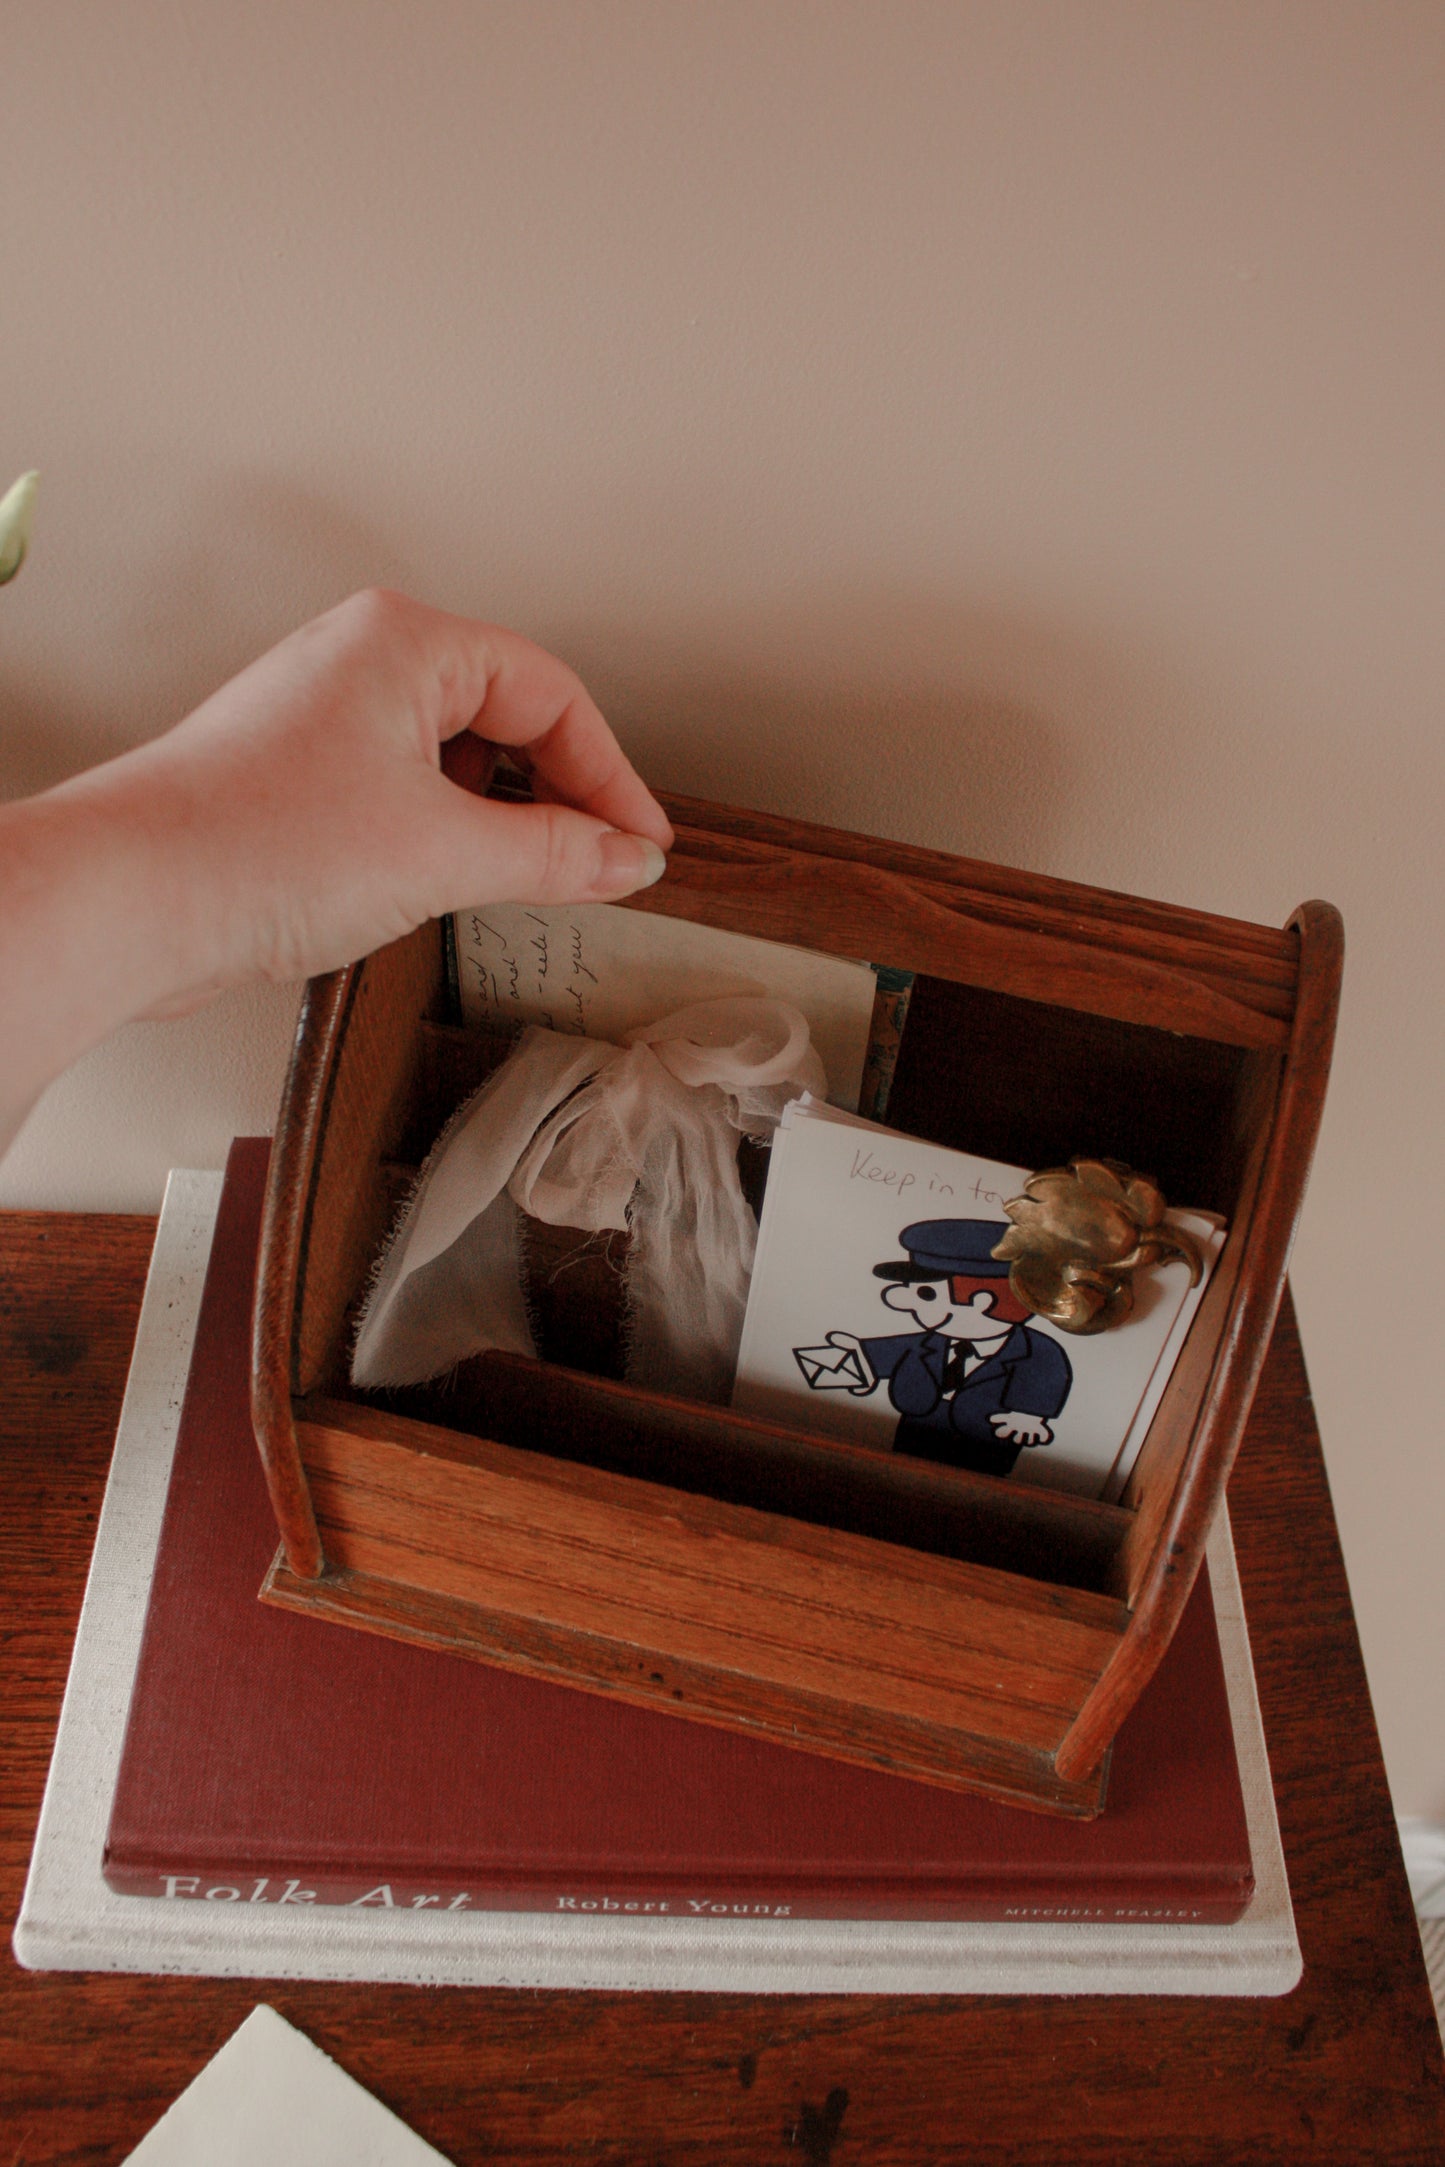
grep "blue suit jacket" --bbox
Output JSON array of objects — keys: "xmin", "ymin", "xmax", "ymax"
[{"xmin": 858, "ymin": 1322, "xmax": 1072, "ymax": 1459}]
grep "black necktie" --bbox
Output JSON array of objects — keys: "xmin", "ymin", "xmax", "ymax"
[{"xmin": 942, "ymin": 1341, "xmax": 975, "ymax": 1394}]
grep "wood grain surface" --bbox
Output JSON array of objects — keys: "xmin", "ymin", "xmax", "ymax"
[
  {"xmin": 4, "ymin": 1210, "xmax": 1445, "ymax": 2166},
  {"xmin": 253, "ymin": 804, "xmax": 1340, "ymax": 1818}
]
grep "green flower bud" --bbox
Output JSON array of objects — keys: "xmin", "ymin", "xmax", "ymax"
[{"xmin": 0, "ymin": 470, "xmax": 39, "ymax": 585}]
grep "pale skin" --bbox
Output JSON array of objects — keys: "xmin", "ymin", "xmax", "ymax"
[{"xmin": 0, "ymin": 588, "xmax": 675, "ymax": 1157}]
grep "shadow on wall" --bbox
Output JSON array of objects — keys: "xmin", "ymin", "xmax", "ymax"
[
  {"xmin": 642, "ymin": 674, "xmax": 1069, "ymax": 875},
  {"xmin": 562, "ymin": 584, "xmax": 1304, "ymax": 921},
  {"xmin": 563, "ymin": 591, "xmax": 1167, "ymax": 882}
]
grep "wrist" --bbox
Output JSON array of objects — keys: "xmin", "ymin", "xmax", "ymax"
[{"xmin": 0, "ymin": 763, "xmax": 200, "ymax": 1135}]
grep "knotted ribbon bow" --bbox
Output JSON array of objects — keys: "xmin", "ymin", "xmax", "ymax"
[{"xmin": 351, "ymin": 996, "xmax": 827, "ymax": 1402}]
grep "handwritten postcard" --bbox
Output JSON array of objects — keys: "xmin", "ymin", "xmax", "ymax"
[
  {"xmin": 453, "ymin": 903, "xmax": 878, "ymax": 1109},
  {"xmin": 733, "ymin": 1101, "xmax": 1223, "ymax": 1500}
]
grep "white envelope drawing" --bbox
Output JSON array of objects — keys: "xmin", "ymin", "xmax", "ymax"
[{"xmin": 793, "ymin": 1341, "xmax": 871, "ymax": 1391}]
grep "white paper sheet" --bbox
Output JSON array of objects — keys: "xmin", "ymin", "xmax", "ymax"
[
  {"xmin": 453, "ymin": 900, "xmax": 877, "ymax": 1109},
  {"xmin": 123, "ymin": 2004, "xmax": 454, "ymax": 2165}
]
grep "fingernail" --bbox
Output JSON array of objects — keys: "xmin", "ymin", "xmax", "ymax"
[{"xmin": 596, "ymin": 832, "xmax": 668, "ymax": 894}]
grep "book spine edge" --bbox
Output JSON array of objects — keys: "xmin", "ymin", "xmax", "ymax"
[{"xmin": 101, "ymin": 1865, "xmax": 1253, "ymax": 1925}]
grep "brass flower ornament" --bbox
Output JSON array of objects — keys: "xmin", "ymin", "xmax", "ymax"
[{"xmin": 991, "ymin": 1157, "xmax": 1205, "ymax": 1336}]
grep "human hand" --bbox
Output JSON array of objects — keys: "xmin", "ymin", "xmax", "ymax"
[
  {"xmin": 0, "ymin": 589, "xmax": 677, "ymax": 1153},
  {"xmin": 92, "ymin": 588, "xmax": 675, "ymax": 1014},
  {"xmin": 989, "ymin": 1411, "xmax": 1053, "ymax": 1447}
]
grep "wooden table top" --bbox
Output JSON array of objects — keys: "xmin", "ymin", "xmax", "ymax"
[{"xmin": 3, "ymin": 1208, "xmax": 1443, "ymax": 2167}]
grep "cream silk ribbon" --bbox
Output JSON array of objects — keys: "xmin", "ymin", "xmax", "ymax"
[{"xmin": 350, "ymin": 996, "xmax": 826, "ymax": 1403}]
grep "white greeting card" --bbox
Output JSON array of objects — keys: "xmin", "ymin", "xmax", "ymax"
[
  {"xmin": 124, "ymin": 2004, "xmax": 453, "ymax": 2166},
  {"xmin": 733, "ymin": 1102, "xmax": 1222, "ymax": 1500},
  {"xmin": 453, "ymin": 902, "xmax": 877, "ymax": 1109},
  {"xmin": 1100, "ymin": 1218, "xmax": 1226, "ymax": 1501}
]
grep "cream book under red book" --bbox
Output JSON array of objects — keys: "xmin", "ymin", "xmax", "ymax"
[{"xmin": 101, "ymin": 1139, "xmax": 1252, "ymax": 1924}]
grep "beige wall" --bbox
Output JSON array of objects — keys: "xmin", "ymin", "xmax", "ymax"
[{"xmin": 2, "ymin": 3, "xmax": 1441, "ymax": 1814}]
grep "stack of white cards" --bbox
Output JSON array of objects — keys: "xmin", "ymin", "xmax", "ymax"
[{"xmin": 733, "ymin": 1099, "xmax": 1224, "ymax": 1502}]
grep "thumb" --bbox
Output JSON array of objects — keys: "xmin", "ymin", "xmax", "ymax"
[{"xmin": 429, "ymin": 786, "xmax": 669, "ymax": 910}]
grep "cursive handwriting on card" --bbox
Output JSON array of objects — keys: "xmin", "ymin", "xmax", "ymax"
[
  {"xmin": 847, "ymin": 1148, "xmax": 1009, "ymax": 1209},
  {"xmin": 464, "ymin": 911, "xmax": 599, "ymax": 1035},
  {"xmin": 453, "ymin": 900, "xmax": 879, "ymax": 1104}
]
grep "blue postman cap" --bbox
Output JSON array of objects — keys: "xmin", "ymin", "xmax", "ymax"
[{"xmin": 873, "ymin": 1218, "xmax": 1012, "ymax": 1281}]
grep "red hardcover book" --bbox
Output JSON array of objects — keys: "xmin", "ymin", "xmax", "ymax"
[{"xmin": 104, "ymin": 1139, "xmax": 1254, "ymax": 1922}]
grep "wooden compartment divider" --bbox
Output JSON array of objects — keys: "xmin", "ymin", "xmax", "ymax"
[{"xmin": 252, "ymin": 791, "xmax": 1341, "ymax": 1815}]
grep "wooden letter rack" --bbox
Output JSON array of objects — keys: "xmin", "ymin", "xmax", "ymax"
[{"xmin": 252, "ymin": 796, "xmax": 1340, "ymax": 1817}]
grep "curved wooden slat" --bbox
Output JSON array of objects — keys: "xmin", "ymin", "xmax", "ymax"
[
  {"xmin": 1054, "ymin": 900, "xmax": 1344, "ymax": 1782},
  {"xmin": 250, "ymin": 968, "xmax": 353, "ymax": 1580},
  {"xmin": 629, "ymin": 832, "xmax": 1292, "ymax": 1048}
]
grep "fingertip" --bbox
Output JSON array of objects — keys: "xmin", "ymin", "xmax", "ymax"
[
  {"xmin": 592, "ymin": 832, "xmax": 668, "ymax": 899},
  {"xmin": 584, "ymin": 767, "xmax": 674, "ymax": 854},
  {"xmin": 437, "ymin": 792, "xmax": 670, "ymax": 912}
]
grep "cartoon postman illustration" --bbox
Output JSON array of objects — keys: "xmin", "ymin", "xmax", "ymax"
[{"xmin": 793, "ymin": 1217, "xmax": 1073, "ymax": 1477}]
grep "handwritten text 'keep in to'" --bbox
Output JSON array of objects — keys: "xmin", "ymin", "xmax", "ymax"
[{"xmin": 847, "ymin": 1148, "xmax": 1009, "ymax": 1210}]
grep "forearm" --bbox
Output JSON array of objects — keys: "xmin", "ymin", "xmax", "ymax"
[{"xmin": 0, "ymin": 766, "xmax": 187, "ymax": 1154}]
